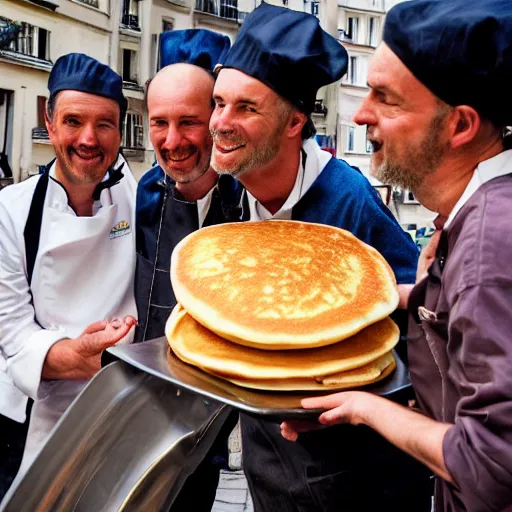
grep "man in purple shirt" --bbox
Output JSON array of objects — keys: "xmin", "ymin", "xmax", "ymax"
[{"xmin": 282, "ymin": 1, "xmax": 512, "ymax": 511}]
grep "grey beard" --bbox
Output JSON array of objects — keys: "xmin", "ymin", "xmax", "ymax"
[
  {"xmin": 372, "ymin": 161, "xmax": 425, "ymax": 192},
  {"xmin": 371, "ymin": 108, "xmax": 449, "ymax": 193},
  {"xmin": 212, "ymin": 139, "xmax": 281, "ymax": 178}
]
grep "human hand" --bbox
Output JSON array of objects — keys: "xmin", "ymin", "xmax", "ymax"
[
  {"xmin": 397, "ymin": 284, "xmax": 414, "ymax": 309},
  {"xmin": 416, "ymin": 229, "xmax": 442, "ymax": 282},
  {"xmin": 280, "ymin": 391, "xmax": 376, "ymax": 442},
  {"xmin": 42, "ymin": 316, "xmax": 137, "ymax": 380}
]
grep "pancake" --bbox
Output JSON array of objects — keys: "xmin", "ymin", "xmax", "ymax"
[
  {"xmin": 171, "ymin": 220, "xmax": 398, "ymax": 350},
  {"xmin": 222, "ymin": 352, "xmax": 396, "ymax": 391},
  {"xmin": 166, "ymin": 304, "xmax": 399, "ymax": 381}
]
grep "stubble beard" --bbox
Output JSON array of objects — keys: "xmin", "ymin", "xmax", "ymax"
[
  {"xmin": 371, "ymin": 109, "xmax": 449, "ymax": 194},
  {"xmin": 211, "ymin": 125, "xmax": 284, "ymax": 178},
  {"xmin": 59, "ymin": 146, "xmax": 109, "ymax": 185}
]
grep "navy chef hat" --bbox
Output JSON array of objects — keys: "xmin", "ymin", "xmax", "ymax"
[
  {"xmin": 384, "ymin": 0, "xmax": 512, "ymax": 127},
  {"xmin": 220, "ymin": 2, "xmax": 348, "ymax": 114},
  {"xmin": 159, "ymin": 29, "xmax": 231, "ymax": 72},
  {"xmin": 48, "ymin": 53, "xmax": 127, "ymax": 115}
]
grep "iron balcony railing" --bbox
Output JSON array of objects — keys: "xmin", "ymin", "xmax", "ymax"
[{"xmin": 195, "ymin": 0, "xmax": 238, "ymax": 22}]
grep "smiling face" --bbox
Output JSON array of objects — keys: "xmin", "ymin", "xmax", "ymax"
[
  {"xmin": 148, "ymin": 64, "xmax": 214, "ymax": 184},
  {"xmin": 353, "ymin": 44, "xmax": 451, "ymax": 193},
  {"xmin": 209, "ymin": 69, "xmax": 289, "ymax": 177},
  {"xmin": 46, "ymin": 90, "xmax": 121, "ymax": 186}
]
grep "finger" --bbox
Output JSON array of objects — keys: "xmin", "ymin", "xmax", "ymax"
[
  {"xmin": 280, "ymin": 423, "xmax": 299, "ymax": 442},
  {"xmin": 123, "ymin": 315, "xmax": 138, "ymax": 327},
  {"xmin": 104, "ymin": 322, "xmax": 133, "ymax": 342},
  {"xmin": 318, "ymin": 406, "xmax": 349, "ymax": 425},
  {"xmin": 301, "ymin": 393, "xmax": 346, "ymax": 410},
  {"xmin": 80, "ymin": 324, "xmax": 133, "ymax": 354},
  {"xmin": 81, "ymin": 320, "xmax": 108, "ymax": 336}
]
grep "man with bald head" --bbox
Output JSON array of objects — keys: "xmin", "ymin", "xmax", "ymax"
[
  {"xmin": 135, "ymin": 29, "xmax": 230, "ymax": 342},
  {"xmin": 134, "ymin": 29, "xmax": 237, "ymax": 512}
]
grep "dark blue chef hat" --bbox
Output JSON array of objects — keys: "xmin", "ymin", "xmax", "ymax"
[
  {"xmin": 48, "ymin": 53, "xmax": 127, "ymax": 117},
  {"xmin": 159, "ymin": 29, "xmax": 231, "ymax": 72},
  {"xmin": 384, "ymin": 0, "xmax": 512, "ymax": 127},
  {"xmin": 219, "ymin": 2, "xmax": 348, "ymax": 114}
]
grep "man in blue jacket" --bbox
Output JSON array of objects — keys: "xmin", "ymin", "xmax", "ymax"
[{"xmin": 209, "ymin": 4, "xmax": 431, "ymax": 511}]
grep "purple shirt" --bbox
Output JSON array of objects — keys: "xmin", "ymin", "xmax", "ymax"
[{"xmin": 408, "ymin": 173, "xmax": 512, "ymax": 511}]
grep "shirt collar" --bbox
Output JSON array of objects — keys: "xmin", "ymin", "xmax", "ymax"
[
  {"xmin": 246, "ymin": 138, "xmax": 332, "ymax": 221},
  {"xmin": 445, "ymin": 149, "xmax": 512, "ymax": 228}
]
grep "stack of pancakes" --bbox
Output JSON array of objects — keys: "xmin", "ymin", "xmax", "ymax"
[{"xmin": 166, "ymin": 220, "xmax": 400, "ymax": 392}]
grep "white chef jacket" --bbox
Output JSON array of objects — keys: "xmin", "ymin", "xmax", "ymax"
[
  {"xmin": 0, "ymin": 155, "xmax": 137, "ymax": 478},
  {"xmin": 246, "ymin": 138, "xmax": 332, "ymax": 221}
]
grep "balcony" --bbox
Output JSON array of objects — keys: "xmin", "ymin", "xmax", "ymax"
[
  {"xmin": 195, "ymin": 0, "xmax": 238, "ymax": 22},
  {"xmin": 121, "ymin": 13, "xmax": 140, "ymax": 31},
  {"xmin": 312, "ymin": 99, "xmax": 328, "ymax": 117}
]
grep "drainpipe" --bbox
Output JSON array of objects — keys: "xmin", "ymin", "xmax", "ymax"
[{"xmin": 19, "ymin": 86, "xmax": 31, "ymax": 182}]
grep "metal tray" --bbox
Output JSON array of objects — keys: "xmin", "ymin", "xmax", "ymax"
[
  {"xmin": 105, "ymin": 337, "xmax": 412, "ymax": 421},
  {"xmin": 0, "ymin": 361, "xmax": 232, "ymax": 512}
]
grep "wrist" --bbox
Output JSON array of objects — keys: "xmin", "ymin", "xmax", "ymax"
[
  {"xmin": 352, "ymin": 393, "xmax": 385, "ymax": 427},
  {"xmin": 42, "ymin": 338, "xmax": 78, "ymax": 379}
]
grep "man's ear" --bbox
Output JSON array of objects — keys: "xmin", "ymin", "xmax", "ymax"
[
  {"xmin": 286, "ymin": 110, "xmax": 306, "ymax": 139},
  {"xmin": 44, "ymin": 108, "xmax": 53, "ymax": 136},
  {"xmin": 450, "ymin": 105, "xmax": 481, "ymax": 149}
]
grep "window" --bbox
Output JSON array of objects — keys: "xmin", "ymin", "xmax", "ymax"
[
  {"xmin": 348, "ymin": 56, "xmax": 358, "ymax": 85},
  {"xmin": 366, "ymin": 126, "xmax": 372, "ymax": 153},
  {"xmin": 121, "ymin": 0, "xmax": 140, "ymax": 30},
  {"xmin": 122, "ymin": 49, "xmax": 138, "ymax": 84},
  {"xmin": 162, "ymin": 18, "xmax": 174, "ymax": 32},
  {"xmin": 122, "ymin": 112, "xmax": 144, "ymax": 149},
  {"xmin": 32, "ymin": 95, "xmax": 50, "ymax": 140},
  {"xmin": 196, "ymin": 0, "xmax": 239, "ymax": 21},
  {"xmin": 76, "ymin": 0, "xmax": 99, "ymax": 7},
  {"xmin": 368, "ymin": 17, "xmax": 378, "ymax": 47},
  {"xmin": 346, "ymin": 126, "xmax": 355, "ymax": 152},
  {"xmin": 8, "ymin": 22, "xmax": 50, "ymax": 61},
  {"xmin": 220, "ymin": 0, "xmax": 238, "ymax": 21},
  {"xmin": 346, "ymin": 16, "xmax": 359, "ymax": 43}
]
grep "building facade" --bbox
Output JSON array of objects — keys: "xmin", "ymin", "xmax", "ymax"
[
  {"xmin": 1, "ymin": 0, "xmax": 342, "ymax": 184},
  {"xmin": 336, "ymin": 0, "xmax": 434, "ymax": 229},
  {"xmin": 0, "ymin": 0, "xmax": 245, "ymax": 183}
]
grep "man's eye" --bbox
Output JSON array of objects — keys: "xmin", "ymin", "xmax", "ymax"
[
  {"xmin": 214, "ymin": 102, "xmax": 225, "ymax": 109},
  {"xmin": 242, "ymin": 105, "xmax": 256, "ymax": 113},
  {"xmin": 151, "ymin": 120, "xmax": 167, "ymax": 127},
  {"xmin": 182, "ymin": 120, "xmax": 197, "ymax": 126},
  {"xmin": 65, "ymin": 118, "xmax": 80, "ymax": 126}
]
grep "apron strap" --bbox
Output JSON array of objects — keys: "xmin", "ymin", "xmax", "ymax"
[{"xmin": 23, "ymin": 163, "xmax": 52, "ymax": 287}]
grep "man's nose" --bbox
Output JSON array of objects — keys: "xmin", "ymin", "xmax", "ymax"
[
  {"xmin": 353, "ymin": 96, "xmax": 376, "ymax": 126},
  {"xmin": 162, "ymin": 124, "xmax": 183, "ymax": 150},
  {"xmin": 77, "ymin": 123, "xmax": 99, "ymax": 146},
  {"xmin": 210, "ymin": 105, "xmax": 235, "ymax": 133}
]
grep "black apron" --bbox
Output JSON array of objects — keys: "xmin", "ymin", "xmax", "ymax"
[{"xmin": 134, "ymin": 176, "xmax": 247, "ymax": 343}]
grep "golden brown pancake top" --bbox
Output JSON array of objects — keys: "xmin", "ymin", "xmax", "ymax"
[{"xmin": 171, "ymin": 220, "xmax": 398, "ymax": 349}]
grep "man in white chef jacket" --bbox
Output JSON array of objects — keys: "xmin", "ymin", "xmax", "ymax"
[{"xmin": 0, "ymin": 53, "xmax": 137, "ymax": 490}]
